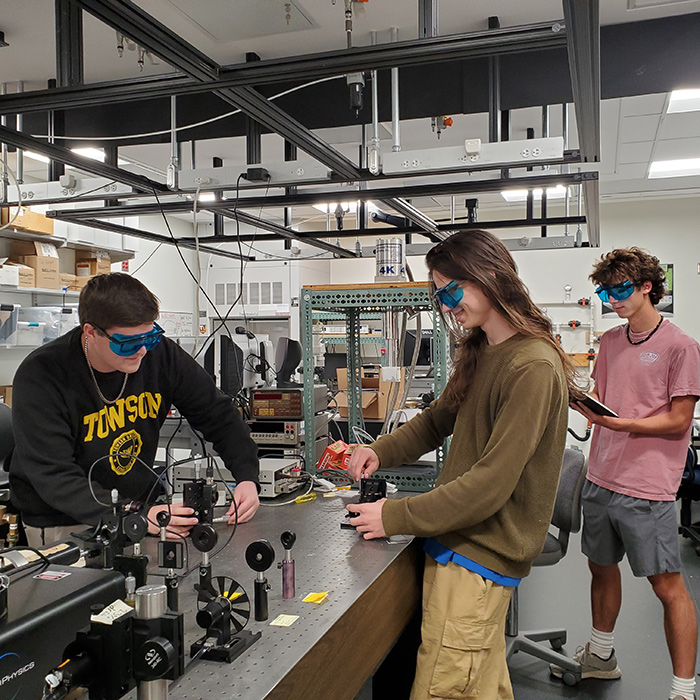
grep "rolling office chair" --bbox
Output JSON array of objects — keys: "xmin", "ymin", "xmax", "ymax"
[
  {"xmin": 505, "ymin": 447, "xmax": 588, "ymax": 686},
  {"xmin": 275, "ymin": 337, "xmax": 303, "ymax": 388},
  {"xmin": 676, "ymin": 441, "xmax": 700, "ymax": 554}
]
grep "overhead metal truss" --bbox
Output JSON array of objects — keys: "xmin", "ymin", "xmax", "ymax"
[
  {"xmin": 0, "ymin": 124, "xmax": 169, "ymax": 193},
  {"xmin": 0, "ymin": 0, "xmax": 601, "ymax": 253},
  {"xmin": 0, "ymin": 20, "xmax": 568, "ymax": 115},
  {"xmin": 47, "ymin": 172, "xmax": 597, "ymax": 221},
  {"xmin": 80, "ymin": 217, "xmax": 254, "ymax": 262}
]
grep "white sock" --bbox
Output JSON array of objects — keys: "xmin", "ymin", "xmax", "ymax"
[
  {"xmin": 669, "ymin": 674, "xmax": 696, "ymax": 700},
  {"xmin": 588, "ymin": 627, "xmax": 614, "ymax": 660}
]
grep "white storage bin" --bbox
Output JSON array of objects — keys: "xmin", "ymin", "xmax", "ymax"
[
  {"xmin": 16, "ymin": 321, "xmax": 46, "ymax": 347},
  {"xmin": 19, "ymin": 306, "xmax": 80, "ymax": 342},
  {"xmin": 0, "ymin": 304, "xmax": 19, "ymax": 346}
]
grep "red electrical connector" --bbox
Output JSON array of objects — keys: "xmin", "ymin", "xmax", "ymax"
[{"xmin": 568, "ymin": 320, "xmax": 581, "ymax": 328}]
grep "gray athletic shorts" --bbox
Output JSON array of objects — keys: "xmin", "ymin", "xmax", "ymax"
[{"xmin": 581, "ymin": 479, "xmax": 681, "ymax": 577}]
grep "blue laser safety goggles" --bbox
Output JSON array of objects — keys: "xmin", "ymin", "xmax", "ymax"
[
  {"xmin": 93, "ymin": 322, "xmax": 165, "ymax": 356},
  {"xmin": 433, "ymin": 280, "xmax": 464, "ymax": 309},
  {"xmin": 594, "ymin": 280, "xmax": 635, "ymax": 303}
]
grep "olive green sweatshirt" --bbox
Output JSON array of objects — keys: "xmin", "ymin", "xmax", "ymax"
[{"xmin": 375, "ymin": 334, "xmax": 569, "ymax": 579}]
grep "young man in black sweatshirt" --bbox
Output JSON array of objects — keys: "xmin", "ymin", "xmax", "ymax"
[{"xmin": 9, "ymin": 273, "xmax": 260, "ymax": 547}]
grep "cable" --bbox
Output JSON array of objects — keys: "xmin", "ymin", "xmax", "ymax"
[
  {"xmin": 259, "ymin": 473, "xmax": 314, "ymax": 507},
  {"xmin": 351, "ymin": 425, "xmax": 375, "ymax": 444},
  {"xmin": 131, "ymin": 243, "xmax": 163, "ymax": 276},
  {"xmin": 29, "ymin": 75, "xmax": 343, "ymax": 143}
]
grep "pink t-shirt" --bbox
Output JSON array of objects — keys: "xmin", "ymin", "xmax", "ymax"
[{"xmin": 588, "ymin": 319, "xmax": 700, "ymax": 501}]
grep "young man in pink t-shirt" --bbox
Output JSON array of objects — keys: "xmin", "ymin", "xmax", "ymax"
[{"xmin": 551, "ymin": 248, "xmax": 700, "ymax": 700}]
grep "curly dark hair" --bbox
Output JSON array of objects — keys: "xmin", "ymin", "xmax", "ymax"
[{"xmin": 590, "ymin": 247, "xmax": 666, "ymax": 305}]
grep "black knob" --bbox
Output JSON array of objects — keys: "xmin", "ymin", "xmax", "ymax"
[{"xmin": 280, "ymin": 531, "xmax": 296, "ymax": 550}]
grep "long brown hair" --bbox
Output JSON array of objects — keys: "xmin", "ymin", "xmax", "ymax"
[{"xmin": 425, "ymin": 230, "xmax": 584, "ymax": 409}]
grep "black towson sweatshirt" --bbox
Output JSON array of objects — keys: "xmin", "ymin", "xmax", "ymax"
[{"xmin": 9, "ymin": 327, "xmax": 259, "ymax": 528}]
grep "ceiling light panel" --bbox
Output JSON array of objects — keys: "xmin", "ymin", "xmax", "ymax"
[
  {"xmin": 667, "ymin": 89, "xmax": 700, "ymax": 113},
  {"xmin": 628, "ymin": 0, "xmax": 696, "ymax": 7},
  {"xmin": 648, "ymin": 158, "xmax": 700, "ymax": 178},
  {"xmin": 501, "ymin": 185, "xmax": 568, "ymax": 203}
]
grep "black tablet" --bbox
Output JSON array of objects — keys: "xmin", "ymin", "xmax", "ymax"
[{"xmin": 579, "ymin": 394, "xmax": 618, "ymax": 418}]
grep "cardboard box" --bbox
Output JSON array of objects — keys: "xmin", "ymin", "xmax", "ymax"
[
  {"xmin": 0, "ymin": 385, "xmax": 12, "ymax": 407},
  {"xmin": 10, "ymin": 241, "xmax": 60, "ymax": 289},
  {"xmin": 0, "ymin": 259, "xmax": 20, "ymax": 287},
  {"xmin": 341, "ymin": 443, "xmax": 358, "ymax": 471},
  {"xmin": 6, "ymin": 262, "xmax": 35, "ymax": 288},
  {"xmin": 335, "ymin": 367, "xmax": 405, "ymax": 420},
  {"xmin": 69, "ymin": 275, "xmax": 90, "ymax": 291},
  {"xmin": 75, "ymin": 250, "xmax": 111, "ymax": 276},
  {"xmin": 59, "ymin": 273, "xmax": 78, "ymax": 289},
  {"xmin": 316, "ymin": 440, "xmax": 348, "ymax": 472},
  {"xmin": 1, "ymin": 206, "xmax": 54, "ymax": 235}
]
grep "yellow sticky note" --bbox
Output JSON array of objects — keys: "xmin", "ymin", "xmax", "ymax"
[
  {"xmin": 303, "ymin": 591, "xmax": 329, "ymax": 604},
  {"xmin": 270, "ymin": 614, "xmax": 299, "ymax": 627}
]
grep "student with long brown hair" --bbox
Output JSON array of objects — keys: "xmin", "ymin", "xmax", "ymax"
[{"xmin": 347, "ymin": 229, "xmax": 582, "ymax": 699}]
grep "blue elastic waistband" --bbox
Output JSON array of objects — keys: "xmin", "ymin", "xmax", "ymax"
[{"xmin": 423, "ymin": 537, "xmax": 521, "ymax": 587}]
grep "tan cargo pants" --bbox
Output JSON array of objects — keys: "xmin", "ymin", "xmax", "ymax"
[{"xmin": 410, "ymin": 556, "xmax": 515, "ymax": 700}]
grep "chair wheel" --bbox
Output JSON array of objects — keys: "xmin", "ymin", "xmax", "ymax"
[
  {"xmin": 551, "ymin": 637, "xmax": 565, "ymax": 650},
  {"xmin": 562, "ymin": 671, "xmax": 579, "ymax": 687}
]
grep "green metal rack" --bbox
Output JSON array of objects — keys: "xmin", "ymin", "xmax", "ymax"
[{"xmin": 301, "ymin": 282, "xmax": 449, "ymax": 492}]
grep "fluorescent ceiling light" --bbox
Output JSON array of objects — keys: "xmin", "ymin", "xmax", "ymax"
[
  {"xmin": 312, "ymin": 201, "xmax": 380, "ymax": 214},
  {"xmin": 313, "ymin": 202, "xmax": 358, "ymax": 214},
  {"xmin": 72, "ymin": 147, "xmax": 107, "ymax": 161},
  {"xmin": 500, "ymin": 185, "xmax": 568, "ymax": 203},
  {"xmin": 24, "ymin": 151, "xmax": 51, "ymax": 164},
  {"xmin": 198, "ymin": 193, "xmax": 217, "ymax": 202},
  {"xmin": 648, "ymin": 158, "xmax": 700, "ymax": 178},
  {"xmin": 667, "ymin": 89, "xmax": 700, "ymax": 113},
  {"xmin": 70, "ymin": 147, "xmax": 128, "ymax": 166}
]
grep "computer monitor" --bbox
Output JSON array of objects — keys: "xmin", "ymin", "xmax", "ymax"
[
  {"xmin": 403, "ymin": 329, "xmax": 433, "ymax": 367},
  {"xmin": 322, "ymin": 352, "xmax": 347, "ymax": 382},
  {"xmin": 220, "ymin": 335, "xmax": 245, "ymax": 396}
]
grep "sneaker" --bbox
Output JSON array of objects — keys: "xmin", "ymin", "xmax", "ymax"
[
  {"xmin": 549, "ymin": 643, "xmax": 622, "ymax": 680},
  {"xmin": 670, "ymin": 696, "xmax": 696, "ymax": 700}
]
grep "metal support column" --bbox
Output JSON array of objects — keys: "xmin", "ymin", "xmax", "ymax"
[
  {"xmin": 301, "ymin": 288, "xmax": 316, "ymax": 473},
  {"xmin": 245, "ymin": 53, "xmax": 262, "ymax": 166},
  {"xmin": 283, "ymin": 140, "xmax": 297, "ymax": 250},
  {"xmin": 346, "ymin": 308, "xmax": 364, "ymax": 431},
  {"xmin": 488, "ymin": 16, "xmax": 501, "ymax": 144},
  {"xmin": 213, "ymin": 156, "xmax": 224, "ymax": 238},
  {"xmin": 55, "ymin": 0, "xmax": 84, "ymax": 87},
  {"xmin": 47, "ymin": 79, "xmax": 65, "ymax": 182}
]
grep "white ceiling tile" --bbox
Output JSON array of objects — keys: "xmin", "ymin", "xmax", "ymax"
[
  {"xmin": 652, "ymin": 137, "xmax": 700, "ymax": 160},
  {"xmin": 619, "ymin": 93, "xmax": 668, "ymax": 117},
  {"xmin": 617, "ymin": 141, "xmax": 655, "ymax": 164},
  {"xmin": 658, "ymin": 112, "xmax": 700, "ymax": 140},
  {"xmin": 619, "ymin": 115, "xmax": 662, "ymax": 142},
  {"xmin": 608, "ymin": 163, "xmax": 649, "ymax": 179}
]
